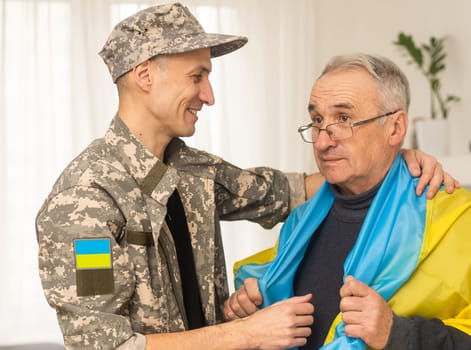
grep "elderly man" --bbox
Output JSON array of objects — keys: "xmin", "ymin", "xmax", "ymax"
[{"xmin": 230, "ymin": 54, "xmax": 471, "ymax": 349}]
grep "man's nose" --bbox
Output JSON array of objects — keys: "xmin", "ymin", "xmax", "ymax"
[
  {"xmin": 314, "ymin": 129, "xmax": 335, "ymax": 150},
  {"xmin": 200, "ymin": 79, "xmax": 215, "ymax": 106}
]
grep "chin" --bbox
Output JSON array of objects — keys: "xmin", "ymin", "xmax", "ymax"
[
  {"xmin": 187, "ymin": 127, "xmax": 196, "ymax": 137},
  {"xmin": 322, "ymin": 170, "xmax": 346, "ymax": 185},
  {"xmin": 177, "ymin": 125, "xmax": 196, "ymax": 138},
  {"xmin": 181, "ymin": 131, "xmax": 196, "ymax": 139}
]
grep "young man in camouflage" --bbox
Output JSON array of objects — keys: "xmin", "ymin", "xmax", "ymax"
[{"xmin": 36, "ymin": 3, "xmax": 456, "ymax": 350}]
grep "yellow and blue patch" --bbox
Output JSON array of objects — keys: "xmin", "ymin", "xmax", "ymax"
[
  {"xmin": 75, "ymin": 238, "xmax": 112, "ymax": 269},
  {"xmin": 74, "ymin": 238, "xmax": 114, "ymax": 296}
]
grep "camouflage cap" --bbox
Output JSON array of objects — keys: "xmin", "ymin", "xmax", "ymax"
[{"xmin": 99, "ymin": 2, "xmax": 248, "ymax": 82}]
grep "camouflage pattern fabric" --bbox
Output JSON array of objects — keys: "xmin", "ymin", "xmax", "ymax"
[
  {"xmin": 99, "ymin": 2, "xmax": 248, "ymax": 82},
  {"xmin": 36, "ymin": 116, "xmax": 305, "ymax": 349}
]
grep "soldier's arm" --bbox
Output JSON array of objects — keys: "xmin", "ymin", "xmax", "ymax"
[
  {"xmin": 214, "ymin": 163, "xmax": 292, "ymax": 228},
  {"xmin": 36, "ymin": 186, "xmax": 138, "ymax": 349},
  {"xmin": 145, "ymin": 294, "xmax": 314, "ymax": 350}
]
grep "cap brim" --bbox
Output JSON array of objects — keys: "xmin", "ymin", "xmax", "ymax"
[
  {"xmin": 157, "ymin": 33, "xmax": 248, "ymax": 58},
  {"xmin": 205, "ymin": 33, "xmax": 248, "ymax": 57}
]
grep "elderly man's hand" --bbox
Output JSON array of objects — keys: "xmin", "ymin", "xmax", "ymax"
[
  {"xmin": 339, "ymin": 276, "xmax": 393, "ymax": 350},
  {"xmin": 224, "ymin": 278, "xmax": 263, "ymax": 320}
]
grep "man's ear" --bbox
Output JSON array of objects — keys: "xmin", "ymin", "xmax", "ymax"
[
  {"xmin": 132, "ymin": 60, "xmax": 153, "ymax": 91},
  {"xmin": 388, "ymin": 110, "xmax": 408, "ymax": 146}
]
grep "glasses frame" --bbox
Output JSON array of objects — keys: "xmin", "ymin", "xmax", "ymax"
[{"xmin": 297, "ymin": 109, "xmax": 399, "ymax": 143}]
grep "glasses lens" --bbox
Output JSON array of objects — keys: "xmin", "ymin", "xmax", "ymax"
[
  {"xmin": 299, "ymin": 125, "xmax": 315, "ymax": 143},
  {"xmin": 304, "ymin": 127, "xmax": 313, "ymax": 142},
  {"xmin": 327, "ymin": 122, "xmax": 352, "ymax": 141},
  {"xmin": 299, "ymin": 121, "xmax": 353, "ymax": 143}
]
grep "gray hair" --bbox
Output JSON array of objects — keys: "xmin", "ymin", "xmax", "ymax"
[{"xmin": 319, "ymin": 53, "xmax": 410, "ymax": 113}]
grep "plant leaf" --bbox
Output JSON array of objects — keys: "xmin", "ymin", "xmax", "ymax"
[
  {"xmin": 393, "ymin": 32, "xmax": 460, "ymax": 119},
  {"xmin": 393, "ymin": 32, "xmax": 423, "ymax": 67}
]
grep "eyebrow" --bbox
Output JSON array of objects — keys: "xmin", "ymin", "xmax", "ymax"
[
  {"xmin": 308, "ymin": 102, "xmax": 354, "ymax": 113},
  {"xmin": 192, "ymin": 65, "xmax": 212, "ymax": 74}
]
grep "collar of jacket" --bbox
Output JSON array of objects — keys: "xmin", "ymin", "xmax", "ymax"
[{"xmin": 104, "ymin": 116, "xmax": 179, "ymax": 202}]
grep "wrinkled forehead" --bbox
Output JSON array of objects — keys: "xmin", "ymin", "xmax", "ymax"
[{"xmin": 309, "ymin": 68, "xmax": 381, "ymax": 113}]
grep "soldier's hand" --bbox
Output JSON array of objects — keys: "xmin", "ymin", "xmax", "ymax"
[
  {"xmin": 402, "ymin": 148, "xmax": 460, "ymax": 198},
  {"xmin": 242, "ymin": 293, "xmax": 314, "ymax": 349}
]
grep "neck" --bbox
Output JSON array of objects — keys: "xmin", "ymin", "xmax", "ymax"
[
  {"xmin": 118, "ymin": 106, "xmax": 171, "ymax": 160},
  {"xmin": 116, "ymin": 78, "xmax": 172, "ymax": 160}
]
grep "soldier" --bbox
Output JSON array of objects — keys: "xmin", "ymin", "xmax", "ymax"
[{"xmin": 36, "ymin": 3, "xmax": 456, "ymax": 350}]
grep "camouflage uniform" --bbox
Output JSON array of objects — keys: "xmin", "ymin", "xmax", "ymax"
[{"xmin": 36, "ymin": 116, "xmax": 305, "ymax": 349}]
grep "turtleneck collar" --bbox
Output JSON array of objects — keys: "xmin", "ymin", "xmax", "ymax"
[{"xmin": 329, "ymin": 181, "xmax": 383, "ymax": 223}]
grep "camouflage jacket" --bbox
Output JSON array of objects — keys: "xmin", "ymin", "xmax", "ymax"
[{"xmin": 36, "ymin": 116, "xmax": 305, "ymax": 349}]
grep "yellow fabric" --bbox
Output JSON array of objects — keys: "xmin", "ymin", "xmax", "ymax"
[
  {"xmin": 324, "ymin": 188, "xmax": 471, "ymax": 345},
  {"xmin": 233, "ymin": 241, "xmax": 278, "ymax": 276},
  {"xmin": 390, "ymin": 189, "xmax": 471, "ymax": 335},
  {"xmin": 324, "ymin": 313, "xmax": 343, "ymax": 345}
]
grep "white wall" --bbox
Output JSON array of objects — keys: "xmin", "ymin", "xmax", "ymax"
[{"xmin": 311, "ymin": 0, "xmax": 471, "ymax": 154}]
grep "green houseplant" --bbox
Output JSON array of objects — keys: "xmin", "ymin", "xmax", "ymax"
[
  {"xmin": 393, "ymin": 32, "xmax": 460, "ymax": 119},
  {"xmin": 393, "ymin": 32, "xmax": 460, "ymax": 155}
]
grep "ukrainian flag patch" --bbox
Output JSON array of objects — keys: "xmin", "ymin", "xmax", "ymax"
[
  {"xmin": 75, "ymin": 238, "xmax": 112, "ymax": 269},
  {"xmin": 74, "ymin": 238, "xmax": 114, "ymax": 296}
]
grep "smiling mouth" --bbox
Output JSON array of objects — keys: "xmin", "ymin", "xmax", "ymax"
[{"xmin": 188, "ymin": 108, "xmax": 199, "ymax": 116}]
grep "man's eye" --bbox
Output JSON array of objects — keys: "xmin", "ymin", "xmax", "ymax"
[
  {"xmin": 193, "ymin": 74, "xmax": 202, "ymax": 83},
  {"xmin": 312, "ymin": 116, "xmax": 323, "ymax": 125},
  {"xmin": 339, "ymin": 115, "xmax": 351, "ymax": 123}
]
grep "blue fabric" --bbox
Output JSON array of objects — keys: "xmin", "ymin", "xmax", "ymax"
[
  {"xmin": 234, "ymin": 155, "xmax": 427, "ymax": 349},
  {"xmin": 234, "ymin": 181, "xmax": 334, "ymax": 298}
]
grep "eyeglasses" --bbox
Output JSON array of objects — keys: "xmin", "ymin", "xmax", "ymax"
[{"xmin": 297, "ymin": 110, "xmax": 399, "ymax": 143}]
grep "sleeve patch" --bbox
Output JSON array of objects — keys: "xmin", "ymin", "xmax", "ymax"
[{"xmin": 74, "ymin": 238, "xmax": 114, "ymax": 296}]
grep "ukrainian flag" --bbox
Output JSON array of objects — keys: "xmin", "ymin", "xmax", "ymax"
[
  {"xmin": 75, "ymin": 238, "xmax": 112, "ymax": 269},
  {"xmin": 234, "ymin": 154, "xmax": 471, "ymax": 349}
]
